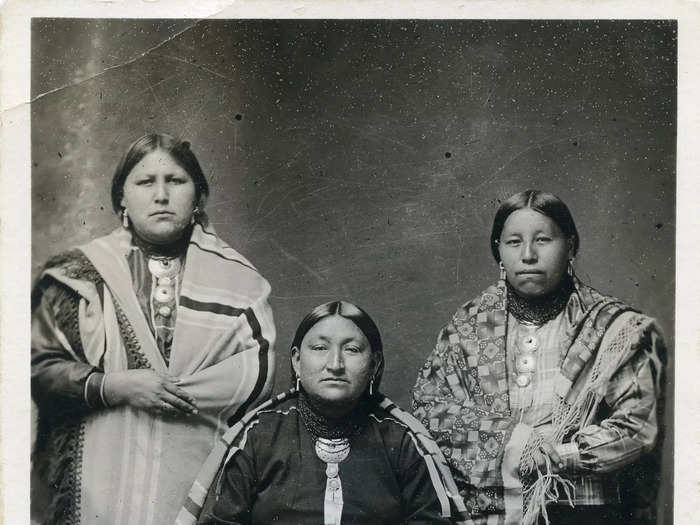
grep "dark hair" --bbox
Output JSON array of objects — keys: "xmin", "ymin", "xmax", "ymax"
[
  {"xmin": 290, "ymin": 300, "xmax": 385, "ymax": 393},
  {"xmin": 490, "ymin": 190, "xmax": 580, "ymax": 262},
  {"xmin": 110, "ymin": 133, "xmax": 209, "ymax": 213}
]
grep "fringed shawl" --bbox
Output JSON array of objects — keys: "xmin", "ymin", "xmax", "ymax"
[
  {"xmin": 34, "ymin": 224, "xmax": 276, "ymax": 525},
  {"xmin": 411, "ymin": 277, "xmax": 650, "ymax": 525}
]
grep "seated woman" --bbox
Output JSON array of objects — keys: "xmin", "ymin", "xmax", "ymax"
[
  {"xmin": 412, "ymin": 190, "xmax": 666, "ymax": 525},
  {"xmin": 177, "ymin": 300, "xmax": 467, "ymax": 525},
  {"xmin": 31, "ymin": 134, "xmax": 275, "ymax": 524}
]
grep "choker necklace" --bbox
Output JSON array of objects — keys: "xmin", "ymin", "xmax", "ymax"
[
  {"xmin": 297, "ymin": 390, "xmax": 367, "ymax": 441},
  {"xmin": 506, "ymin": 277, "xmax": 573, "ymax": 325}
]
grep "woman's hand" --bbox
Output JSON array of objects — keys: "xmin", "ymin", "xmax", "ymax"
[
  {"xmin": 103, "ymin": 369, "xmax": 199, "ymax": 416},
  {"xmin": 532, "ymin": 441, "xmax": 564, "ymax": 474}
]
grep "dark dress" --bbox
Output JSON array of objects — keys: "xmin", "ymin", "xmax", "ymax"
[{"xmin": 197, "ymin": 397, "xmax": 452, "ymax": 524}]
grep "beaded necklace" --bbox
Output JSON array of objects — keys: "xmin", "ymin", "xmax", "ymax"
[{"xmin": 506, "ymin": 277, "xmax": 573, "ymax": 326}]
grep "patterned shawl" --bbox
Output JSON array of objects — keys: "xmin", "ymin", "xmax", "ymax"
[
  {"xmin": 36, "ymin": 224, "xmax": 276, "ymax": 525},
  {"xmin": 412, "ymin": 277, "xmax": 637, "ymax": 525}
]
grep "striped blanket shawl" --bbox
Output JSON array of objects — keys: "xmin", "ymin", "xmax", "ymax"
[{"xmin": 40, "ymin": 224, "xmax": 276, "ymax": 525}]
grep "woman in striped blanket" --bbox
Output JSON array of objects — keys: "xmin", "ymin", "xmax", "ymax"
[
  {"xmin": 176, "ymin": 300, "xmax": 467, "ymax": 525},
  {"xmin": 412, "ymin": 190, "xmax": 666, "ymax": 525},
  {"xmin": 31, "ymin": 133, "xmax": 276, "ymax": 525}
]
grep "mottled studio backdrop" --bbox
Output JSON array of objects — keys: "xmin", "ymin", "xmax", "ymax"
[{"xmin": 31, "ymin": 19, "xmax": 676, "ymax": 520}]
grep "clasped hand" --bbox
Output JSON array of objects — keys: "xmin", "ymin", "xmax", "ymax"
[
  {"xmin": 103, "ymin": 369, "xmax": 199, "ymax": 416},
  {"xmin": 530, "ymin": 441, "xmax": 565, "ymax": 475}
]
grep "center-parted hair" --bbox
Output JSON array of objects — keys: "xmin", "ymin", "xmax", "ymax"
[
  {"xmin": 290, "ymin": 300, "xmax": 385, "ymax": 393},
  {"xmin": 110, "ymin": 133, "xmax": 209, "ymax": 214},
  {"xmin": 490, "ymin": 189, "xmax": 580, "ymax": 262}
]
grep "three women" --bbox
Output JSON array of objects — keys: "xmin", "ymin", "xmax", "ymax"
[
  {"xmin": 31, "ymin": 134, "xmax": 275, "ymax": 524},
  {"xmin": 32, "ymin": 138, "xmax": 666, "ymax": 525}
]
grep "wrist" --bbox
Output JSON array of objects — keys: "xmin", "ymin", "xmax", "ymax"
[
  {"xmin": 555, "ymin": 442, "xmax": 580, "ymax": 471},
  {"xmin": 102, "ymin": 372, "xmax": 126, "ymax": 407}
]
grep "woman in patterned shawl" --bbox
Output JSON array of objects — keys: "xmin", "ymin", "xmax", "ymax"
[
  {"xmin": 412, "ymin": 190, "xmax": 666, "ymax": 525},
  {"xmin": 175, "ymin": 300, "xmax": 467, "ymax": 525},
  {"xmin": 31, "ymin": 133, "xmax": 276, "ymax": 525}
]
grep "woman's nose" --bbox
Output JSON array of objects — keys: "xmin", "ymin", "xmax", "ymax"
[
  {"xmin": 325, "ymin": 348, "xmax": 345, "ymax": 372},
  {"xmin": 521, "ymin": 242, "xmax": 537, "ymax": 263},
  {"xmin": 154, "ymin": 181, "xmax": 169, "ymax": 202}
]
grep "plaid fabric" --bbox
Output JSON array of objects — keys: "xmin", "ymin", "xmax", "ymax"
[{"xmin": 505, "ymin": 314, "xmax": 567, "ymax": 426}]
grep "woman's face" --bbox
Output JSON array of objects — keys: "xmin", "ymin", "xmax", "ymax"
[
  {"xmin": 120, "ymin": 149, "xmax": 197, "ymax": 245},
  {"xmin": 292, "ymin": 315, "xmax": 377, "ymax": 416},
  {"xmin": 498, "ymin": 208, "xmax": 573, "ymax": 298}
]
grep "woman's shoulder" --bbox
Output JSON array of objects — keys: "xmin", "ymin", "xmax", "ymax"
[
  {"xmin": 236, "ymin": 394, "xmax": 300, "ymax": 437},
  {"xmin": 32, "ymin": 248, "xmax": 103, "ymax": 309},
  {"xmin": 368, "ymin": 397, "xmax": 432, "ymax": 443}
]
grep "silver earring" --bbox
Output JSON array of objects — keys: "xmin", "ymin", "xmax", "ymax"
[
  {"xmin": 191, "ymin": 206, "xmax": 199, "ymax": 225},
  {"xmin": 499, "ymin": 262, "xmax": 506, "ymax": 281},
  {"xmin": 122, "ymin": 209, "xmax": 129, "ymax": 229},
  {"xmin": 295, "ymin": 376, "xmax": 301, "ymax": 392},
  {"xmin": 567, "ymin": 258, "xmax": 575, "ymax": 277},
  {"xmin": 369, "ymin": 378, "xmax": 374, "ymax": 396}
]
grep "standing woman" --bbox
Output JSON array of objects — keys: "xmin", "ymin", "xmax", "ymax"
[
  {"xmin": 412, "ymin": 190, "xmax": 666, "ymax": 525},
  {"xmin": 31, "ymin": 134, "xmax": 276, "ymax": 525}
]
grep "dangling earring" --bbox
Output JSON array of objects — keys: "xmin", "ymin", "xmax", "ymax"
[
  {"xmin": 369, "ymin": 377, "xmax": 375, "ymax": 396},
  {"xmin": 567, "ymin": 258, "xmax": 575, "ymax": 277},
  {"xmin": 295, "ymin": 376, "xmax": 301, "ymax": 392},
  {"xmin": 191, "ymin": 206, "xmax": 199, "ymax": 226},
  {"xmin": 122, "ymin": 208, "xmax": 129, "ymax": 229},
  {"xmin": 499, "ymin": 262, "xmax": 506, "ymax": 281}
]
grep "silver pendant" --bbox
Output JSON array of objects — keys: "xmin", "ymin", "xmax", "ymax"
[{"xmin": 315, "ymin": 438, "xmax": 351, "ymax": 464}]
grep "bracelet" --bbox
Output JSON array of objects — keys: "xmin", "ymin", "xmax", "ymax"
[
  {"xmin": 100, "ymin": 373, "xmax": 111, "ymax": 408},
  {"xmin": 84, "ymin": 372, "xmax": 97, "ymax": 408}
]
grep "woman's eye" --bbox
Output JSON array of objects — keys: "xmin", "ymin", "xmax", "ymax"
[
  {"xmin": 505, "ymin": 239, "xmax": 521, "ymax": 247},
  {"xmin": 536, "ymin": 237, "xmax": 552, "ymax": 244},
  {"xmin": 311, "ymin": 345, "xmax": 326, "ymax": 352},
  {"xmin": 344, "ymin": 346, "xmax": 362, "ymax": 354},
  {"xmin": 170, "ymin": 177, "xmax": 187, "ymax": 185},
  {"xmin": 136, "ymin": 179, "xmax": 153, "ymax": 186}
]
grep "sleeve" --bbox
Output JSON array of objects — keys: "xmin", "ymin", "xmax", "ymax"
[
  {"xmin": 197, "ymin": 434, "xmax": 258, "ymax": 525},
  {"xmin": 398, "ymin": 432, "xmax": 453, "ymax": 524},
  {"xmin": 555, "ymin": 318, "xmax": 665, "ymax": 474},
  {"xmin": 31, "ymin": 281, "xmax": 108, "ymax": 411}
]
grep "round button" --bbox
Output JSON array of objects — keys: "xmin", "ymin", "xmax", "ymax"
[
  {"xmin": 515, "ymin": 374, "xmax": 531, "ymax": 387},
  {"xmin": 148, "ymin": 258, "xmax": 180, "ymax": 278},
  {"xmin": 516, "ymin": 354, "xmax": 536, "ymax": 373},
  {"xmin": 328, "ymin": 478, "xmax": 340, "ymax": 490},
  {"xmin": 158, "ymin": 305, "xmax": 172, "ymax": 317},
  {"xmin": 154, "ymin": 285, "xmax": 173, "ymax": 303},
  {"xmin": 521, "ymin": 335, "xmax": 539, "ymax": 352}
]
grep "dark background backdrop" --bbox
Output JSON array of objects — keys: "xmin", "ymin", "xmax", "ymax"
[{"xmin": 32, "ymin": 19, "xmax": 676, "ymax": 521}]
